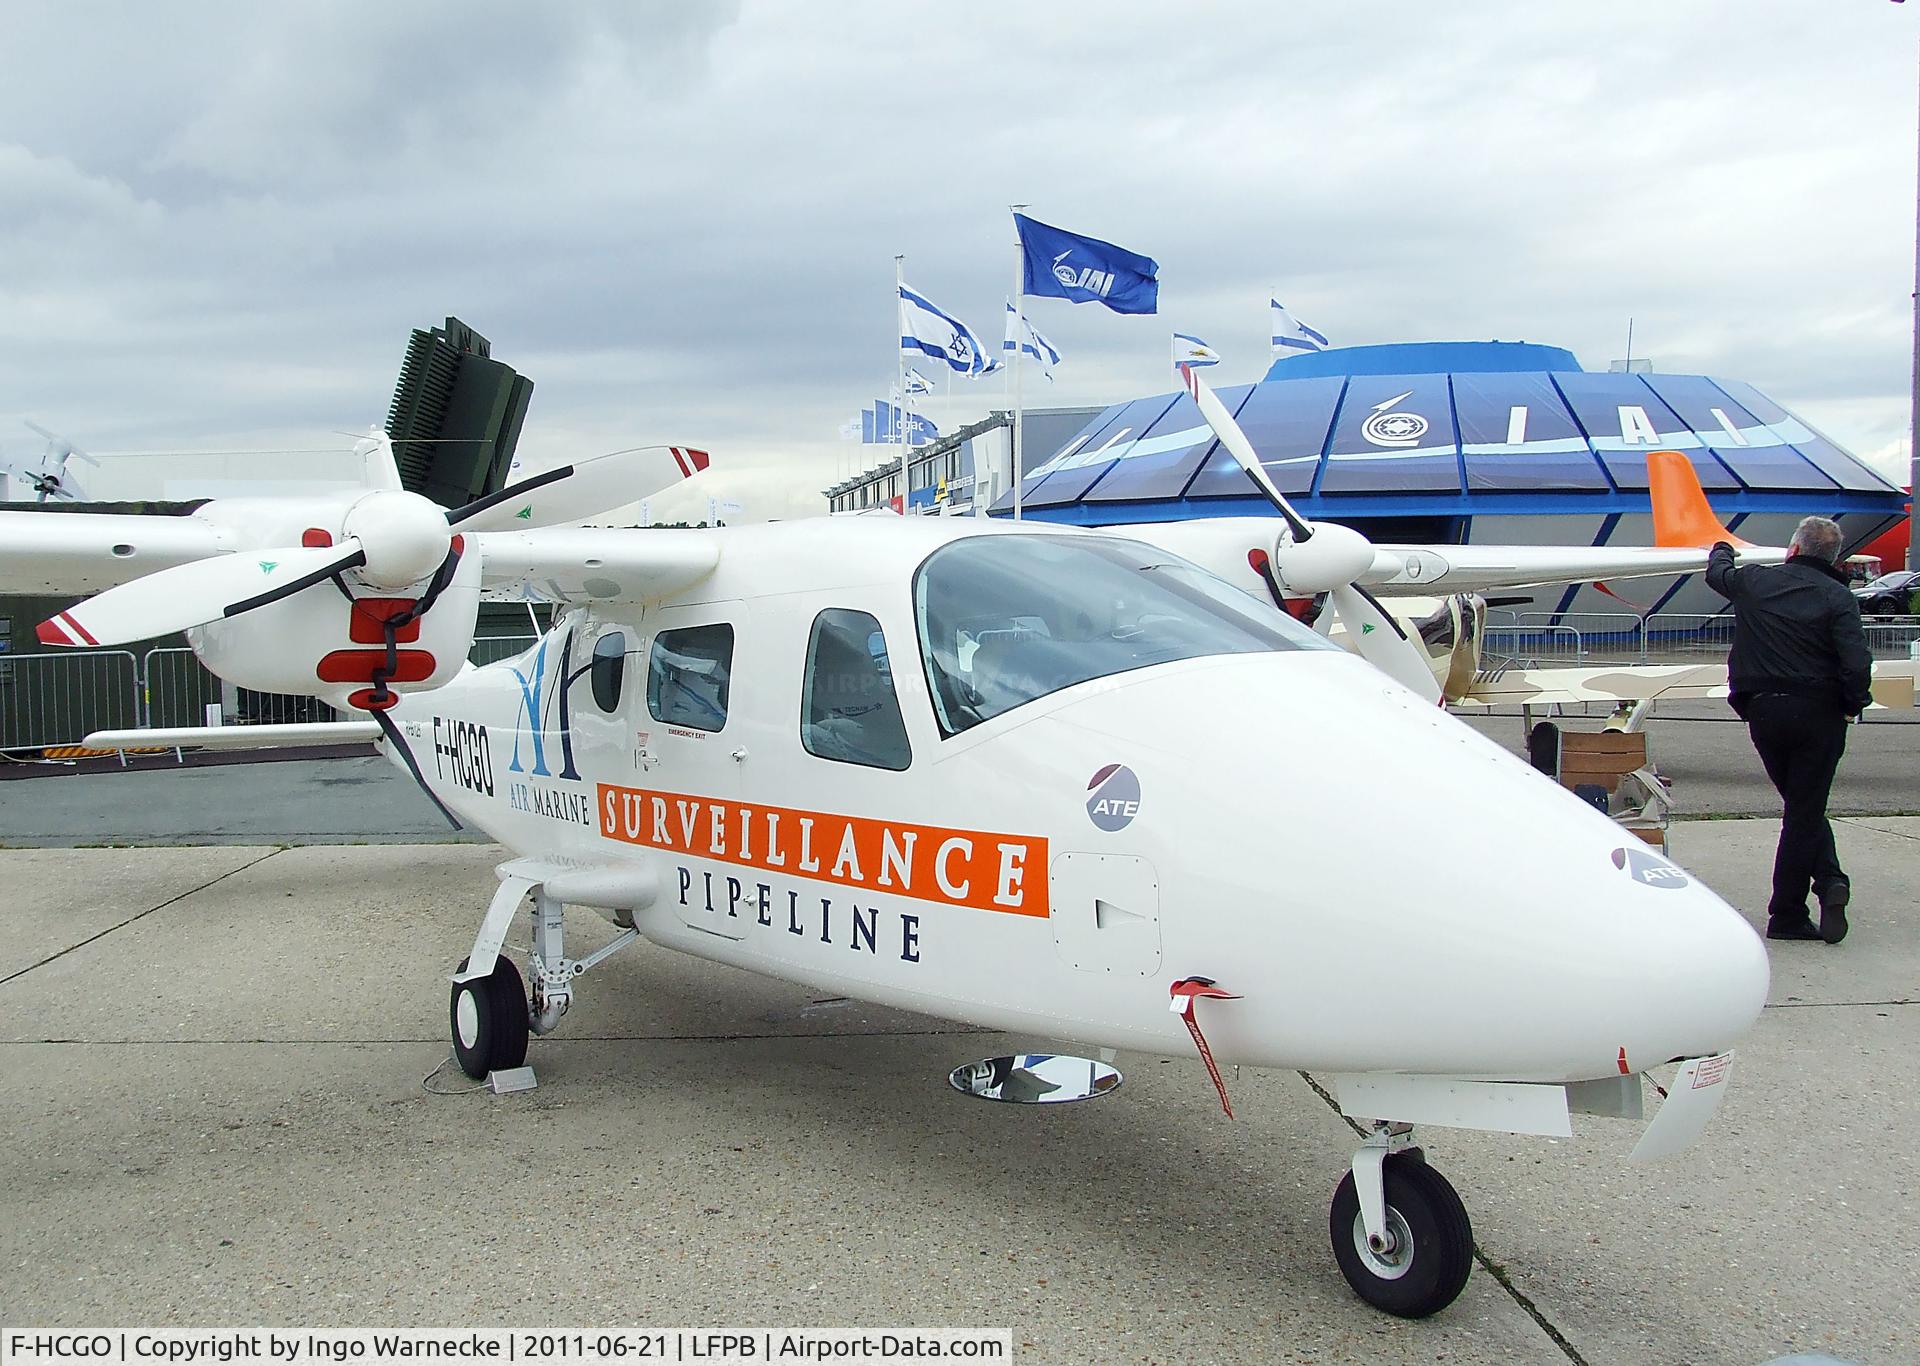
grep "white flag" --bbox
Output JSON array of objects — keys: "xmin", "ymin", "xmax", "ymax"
[
  {"xmin": 1270, "ymin": 298, "xmax": 1328, "ymax": 356},
  {"xmin": 900, "ymin": 283, "xmax": 994, "ymax": 375},
  {"xmin": 1004, "ymin": 301, "xmax": 1062, "ymax": 381},
  {"xmin": 1173, "ymin": 332, "xmax": 1221, "ymax": 368}
]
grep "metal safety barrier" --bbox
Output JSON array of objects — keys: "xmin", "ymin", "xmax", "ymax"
[
  {"xmin": 142, "ymin": 646, "xmax": 340, "ymax": 729},
  {"xmin": 1863, "ymin": 619, "xmax": 1920, "ymax": 661},
  {"xmin": 1480, "ymin": 624, "xmax": 1585, "ymax": 667},
  {"xmin": 0, "ymin": 650, "xmax": 141, "ymax": 752},
  {"xmin": 2, "ymin": 634, "xmax": 544, "ymax": 758}
]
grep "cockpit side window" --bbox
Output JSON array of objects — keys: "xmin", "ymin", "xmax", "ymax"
[
  {"xmin": 647, "ymin": 623, "xmax": 733, "ymax": 731},
  {"xmin": 914, "ymin": 534, "xmax": 1338, "ymax": 736},
  {"xmin": 802, "ymin": 609, "xmax": 911, "ymax": 771}
]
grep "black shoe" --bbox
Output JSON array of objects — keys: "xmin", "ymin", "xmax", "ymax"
[
  {"xmin": 1818, "ymin": 884, "xmax": 1850, "ymax": 945},
  {"xmin": 1766, "ymin": 917, "xmax": 1822, "ymax": 941}
]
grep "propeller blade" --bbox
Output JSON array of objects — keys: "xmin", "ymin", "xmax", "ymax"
[
  {"xmin": 24, "ymin": 420, "xmax": 97, "ymax": 466},
  {"xmin": 447, "ymin": 445, "xmax": 710, "ymax": 533},
  {"xmin": 1177, "ymin": 365, "xmax": 1312, "ymax": 541},
  {"xmin": 1328, "ymin": 583, "xmax": 1444, "ymax": 704},
  {"xmin": 36, "ymin": 542, "xmax": 364, "ymax": 647}
]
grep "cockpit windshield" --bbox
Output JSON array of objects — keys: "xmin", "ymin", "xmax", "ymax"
[{"xmin": 913, "ymin": 533, "xmax": 1339, "ymax": 735}]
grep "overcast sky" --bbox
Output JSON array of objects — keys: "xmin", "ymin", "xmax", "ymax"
[{"xmin": 3, "ymin": 2, "xmax": 1917, "ymax": 519}]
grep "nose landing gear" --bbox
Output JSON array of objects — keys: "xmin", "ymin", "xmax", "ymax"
[
  {"xmin": 447, "ymin": 869, "xmax": 643, "ymax": 1082},
  {"xmin": 450, "ymin": 955, "xmax": 530, "ymax": 1079},
  {"xmin": 1330, "ymin": 1123, "xmax": 1474, "ymax": 1318}
]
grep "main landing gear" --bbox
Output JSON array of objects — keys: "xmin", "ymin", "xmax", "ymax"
[
  {"xmin": 448, "ymin": 873, "xmax": 640, "ymax": 1081},
  {"xmin": 1329, "ymin": 1122, "xmax": 1474, "ymax": 1318}
]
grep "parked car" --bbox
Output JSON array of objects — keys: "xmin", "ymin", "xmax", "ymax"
[{"xmin": 1852, "ymin": 569, "xmax": 1920, "ymax": 616}]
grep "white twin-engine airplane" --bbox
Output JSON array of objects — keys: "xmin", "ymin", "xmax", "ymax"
[{"xmin": 5, "ymin": 394, "xmax": 1775, "ymax": 1321}]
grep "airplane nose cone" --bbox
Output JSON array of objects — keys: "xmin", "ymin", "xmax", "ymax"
[
  {"xmin": 1047, "ymin": 653, "xmax": 1771, "ymax": 1080},
  {"xmin": 1594, "ymin": 853, "xmax": 1771, "ymax": 1068}
]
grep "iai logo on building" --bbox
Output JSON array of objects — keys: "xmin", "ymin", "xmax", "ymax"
[
  {"xmin": 1362, "ymin": 391, "xmax": 1430, "ymax": 448},
  {"xmin": 1087, "ymin": 764, "xmax": 1141, "ymax": 831}
]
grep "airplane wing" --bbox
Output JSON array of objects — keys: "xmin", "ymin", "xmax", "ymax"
[
  {"xmin": 0, "ymin": 508, "xmax": 232, "ymax": 595},
  {"xmin": 1359, "ymin": 542, "xmax": 1784, "ymax": 596},
  {"xmin": 1118, "ymin": 448, "xmax": 1787, "ymax": 600},
  {"xmin": 1455, "ymin": 659, "xmax": 1917, "ymax": 711},
  {"xmin": 475, "ymin": 527, "xmax": 720, "ymax": 605}
]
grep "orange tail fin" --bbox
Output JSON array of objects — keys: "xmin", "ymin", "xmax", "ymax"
[{"xmin": 1648, "ymin": 449, "xmax": 1748, "ymax": 548}]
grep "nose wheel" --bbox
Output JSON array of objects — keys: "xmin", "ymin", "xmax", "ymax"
[
  {"xmin": 1330, "ymin": 1136, "xmax": 1474, "ymax": 1318},
  {"xmin": 450, "ymin": 955, "xmax": 530, "ymax": 1080}
]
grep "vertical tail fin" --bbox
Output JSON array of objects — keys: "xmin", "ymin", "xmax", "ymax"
[
  {"xmin": 1649, "ymin": 450, "xmax": 1747, "ymax": 548},
  {"xmin": 355, "ymin": 427, "xmax": 404, "ymax": 492}
]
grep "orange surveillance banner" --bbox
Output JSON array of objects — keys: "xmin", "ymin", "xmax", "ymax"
[{"xmin": 597, "ymin": 783, "xmax": 1050, "ymax": 918}]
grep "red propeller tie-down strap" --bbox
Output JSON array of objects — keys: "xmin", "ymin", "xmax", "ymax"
[{"xmin": 1169, "ymin": 977, "xmax": 1242, "ymax": 1118}]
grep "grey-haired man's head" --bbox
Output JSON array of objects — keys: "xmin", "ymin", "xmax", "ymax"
[{"xmin": 1788, "ymin": 516, "xmax": 1844, "ymax": 565}]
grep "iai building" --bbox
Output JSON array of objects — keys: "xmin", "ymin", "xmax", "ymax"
[{"xmin": 993, "ymin": 340, "xmax": 1909, "ymax": 616}]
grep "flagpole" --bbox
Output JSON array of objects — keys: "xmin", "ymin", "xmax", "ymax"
[
  {"xmin": 1010, "ymin": 204, "xmax": 1028, "ymax": 520},
  {"xmin": 895, "ymin": 255, "xmax": 910, "ymax": 506}
]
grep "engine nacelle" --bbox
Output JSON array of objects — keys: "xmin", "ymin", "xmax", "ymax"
[
  {"xmin": 1268, "ymin": 522, "xmax": 1376, "ymax": 595},
  {"xmin": 188, "ymin": 545, "xmax": 480, "ymax": 711}
]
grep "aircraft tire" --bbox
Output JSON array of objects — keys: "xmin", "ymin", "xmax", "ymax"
[
  {"xmin": 1329, "ymin": 1154, "xmax": 1473, "ymax": 1318},
  {"xmin": 450, "ymin": 955, "xmax": 530, "ymax": 1080}
]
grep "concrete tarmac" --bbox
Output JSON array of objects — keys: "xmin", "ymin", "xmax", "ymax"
[{"xmin": 2, "ymin": 819, "xmax": 1916, "ymax": 1364}]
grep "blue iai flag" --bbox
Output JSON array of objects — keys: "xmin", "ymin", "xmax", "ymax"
[{"xmin": 1015, "ymin": 213, "xmax": 1159, "ymax": 314}]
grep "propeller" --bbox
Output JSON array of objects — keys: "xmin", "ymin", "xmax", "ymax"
[
  {"xmin": 6, "ymin": 420, "xmax": 100, "ymax": 502},
  {"xmin": 1177, "ymin": 364, "xmax": 1442, "ymax": 703},
  {"xmin": 36, "ymin": 444, "xmax": 709, "ymax": 649}
]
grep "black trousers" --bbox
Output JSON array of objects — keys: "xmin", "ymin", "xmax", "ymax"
[{"xmin": 1743, "ymin": 693, "xmax": 1849, "ymax": 922}]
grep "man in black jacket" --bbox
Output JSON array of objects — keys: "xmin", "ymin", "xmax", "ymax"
[{"xmin": 1706, "ymin": 517, "xmax": 1874, "ymax": 944}]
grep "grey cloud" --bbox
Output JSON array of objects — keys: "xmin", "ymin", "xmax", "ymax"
[{"xmin": 2, "ymin": 0, "xmax": 1915, "ymax": 522}]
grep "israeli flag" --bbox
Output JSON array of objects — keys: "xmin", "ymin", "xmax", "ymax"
[
  {"xmin": 903, "ymin": 367, "xmax": 936, "ymax": 396},
  {"xmin": 1005, "ymin": 301, "xmax": 1062, "ymax": 381},
  {"xmin": 1173, "ymin": 332, "xmax": 1221, "ymax": 368},
  {"xmin": 900, "ymin": 283, "xmax": 994, "ymax": 376},
  {"xmin": 1015, "ymin": 213, "xmax": 1158, "ymax": 314},
  {"xmin": 1270, "ymin": 299, "xmax": 1328, "ymax": 355}
]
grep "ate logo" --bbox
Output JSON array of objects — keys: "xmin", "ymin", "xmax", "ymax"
[
  {"xmin": 1086, "ymin": 764, "xmax": 1141, "ymax": 832},
  {"xmin": 1612, "ymin": 845, "xmax": 1689, "ymax": 890}
]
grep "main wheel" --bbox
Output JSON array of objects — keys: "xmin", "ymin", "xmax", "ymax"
[
  {"xmin": 450, "ymin": 955, "xmax": 530, "ymax": 1080},
  {"xmin": 1329, "ymin": 1153, "xmax": 1474, "ymax": 1318}
]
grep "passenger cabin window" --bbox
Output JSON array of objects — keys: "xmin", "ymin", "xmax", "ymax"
[
  {"xmin": 914, "ymin": 534, "xmax": 1339, "ymax": 736},
  {"xmin": 802, "ymin": 609, "xmax": 911, "ymax": 771},
  {"xmin": 590, "ymin": 631, "xmax": 627, "ymax": 714},
  {"xmin": 647, "ymin": 624, "xmax": 733, "ymax": 731}
]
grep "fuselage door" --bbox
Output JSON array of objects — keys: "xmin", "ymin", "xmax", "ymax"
[{"xmin": 641, "ymin": 603, "xmax": 749, "ymax": 940}]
